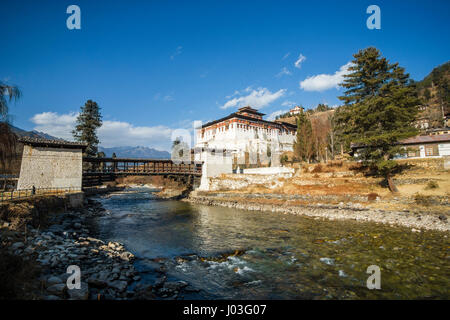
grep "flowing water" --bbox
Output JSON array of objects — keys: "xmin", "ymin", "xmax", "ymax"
[{"xmin": 92, "ymin": 188, "xmax": 449, "ymax": 299}]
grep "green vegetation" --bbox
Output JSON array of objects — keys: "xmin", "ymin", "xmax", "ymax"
[
  {"xmin": 415, "ymin": 61, "xmax": 449, "ymax": 128},
  {"xmin": 72, "ymin": 100, "xmax": 103, "ymax": 157},
  {"xmin": 293, "ymin": 110, "xmax": 315, "ymax": 162},
  {"xmin": 315, "ymin": 103, "xmax": 333, "ymax": 112},
  {"xmin": 335, "ymin": 47, "xmax": 420, "ymax": 192}
]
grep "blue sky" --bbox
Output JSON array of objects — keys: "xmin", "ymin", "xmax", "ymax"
[{"xmin": 1, "ymin": 0, "xmax": 449, "ymax": 150}]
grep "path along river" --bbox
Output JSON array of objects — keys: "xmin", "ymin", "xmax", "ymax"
[{"xmin": 91, "ymin": 188, "xmax": 449, "ymax": 299}]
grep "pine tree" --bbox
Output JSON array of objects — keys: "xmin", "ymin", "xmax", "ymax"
[
  {"xmin": 72, "ymin": 100, "xmax": 103, "ymax": 157},
  {"xmin": 294, "ymin": 111, "xmax": 315, "ymax": 163},
  {"xmin": 316, "ymin": 103, "xmax": 331, "ymax": 112},
  {"xmin": 336, "ymin": 47, "xmax": 420, "ymax": 192}
]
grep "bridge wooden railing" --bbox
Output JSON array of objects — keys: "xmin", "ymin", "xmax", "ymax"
[
  {"xmin": 0, "ymin": 187, "xmax": 82, "ymax": 202},
  {"xmin": 82, "ymin": 157, "xmax": 203, "ymax": 176}
]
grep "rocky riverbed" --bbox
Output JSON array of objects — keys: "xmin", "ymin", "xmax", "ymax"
[
  {"xmin": 185, "ymin": 192, "xmax": 450, "ymax": 232},
  {"xmin": 0, "ymin": 197, "xmax": 195, "ymax": 300}
]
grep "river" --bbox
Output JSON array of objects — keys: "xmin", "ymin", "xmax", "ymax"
[{"xmin": 91, "ymin": 188, "xmax": 449, "ymax": 299}]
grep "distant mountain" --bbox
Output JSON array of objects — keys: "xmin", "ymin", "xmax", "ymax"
[
  {"xmin": 9, "ymin": 124, "xmax": 62, "ymax": 140},
  {"xmin": 98, "ymin": 146, "xmax": 170, "ymax": 159}
]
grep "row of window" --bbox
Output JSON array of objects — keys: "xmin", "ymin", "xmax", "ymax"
[
  {"xmin": 407, "ymin": 144, "xmax": 440, "ymax": 157},
  {"xmin": 200, "ymin": 124, "xmax": 295, "ymax": 138}
]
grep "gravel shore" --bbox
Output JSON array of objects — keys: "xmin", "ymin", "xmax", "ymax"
[
  {"xmin": 185, "ymin": 194, "xmax": 450, "ymax": 232},
  {"xmin": 1, "ymin": 197, "xmax": 193, "ymax": 300}
]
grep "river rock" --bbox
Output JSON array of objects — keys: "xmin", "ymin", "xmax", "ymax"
[
  {"xmin": 88, "ymin": 277, "xmax": 108, "ymax": 288},
  {"xmin": 153, "ymin": 276, "xmax": 167, "ymax": 288},
  {"xmin": 47, "ymin": 283, "xmax": 67, "ymax": 296},
  {"xmin": 68, "ymin": 282, "xmax": 89, "ymax": 300},
  {"xmin": 163, "ymin": 281, "xmax": 188, "ymax": 291},
  {"xmin": 119, "ymin": 252, "xmax": 134, "ymax": 261},
  {"xmin": 108, "ymin": 280, "xmax": 128, "ymax": 292},
  {"xmin": 11, "ymin": 242, "xmax": 24, "ymax": 251},
  {"xmin": 46, "ymin": 276, "xmax": 63, "ymax": 287}
]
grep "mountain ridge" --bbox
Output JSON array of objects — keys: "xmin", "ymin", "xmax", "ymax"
[{"xmin": 8, "ymin": 124, "xmax": 170, "ymax": 159}]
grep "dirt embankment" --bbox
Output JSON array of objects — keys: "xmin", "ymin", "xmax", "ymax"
[
  {"xmin": 115, "ymin": 175, "xmax": 190, "ymax": 199},
  {"xmin": 187, "ymin": 159, "xmax": 450, "ymax": 232}
]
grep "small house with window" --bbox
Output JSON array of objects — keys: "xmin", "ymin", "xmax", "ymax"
[
  {"xmin": 350, "ymin": 134, "xmax": 450, "ymax": 160},
  {"xmin": 399, "ymin": 134, "xmax": 450, "ymax": 159}
]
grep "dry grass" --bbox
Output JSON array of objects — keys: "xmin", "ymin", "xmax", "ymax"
[
  {"xmin": 367, "ymin": 192, "xmax": 379, "ymax": 201},
  {"xmin": 425, "ymin": 180, "xmax": 439, "ymax": 190},
  {"xmin": 414, "ymin": 193, "xmax": 433, "ymax": 206}
]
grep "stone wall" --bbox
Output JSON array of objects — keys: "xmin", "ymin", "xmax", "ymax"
[
  {"xmin": 208, "ymin": 173, "xmax": 291, "ymax": 191},
  {"xmin": 242, "ymin": 166, "xmax": 294, "ymax": 175},
  {"xmin": 17, "ymin": 145, "xmax": 83, "ymax": 190},
  {"xmin": 396, "ymin": 157, "xmax": 448, "ymax": 171}
]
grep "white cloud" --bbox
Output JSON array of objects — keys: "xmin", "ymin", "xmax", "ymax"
[
  {"xmin": 31, "ymin": 112, "xmax": 79, "ymax": 140},
  {"xmin": 170, "ymin": 46, "xmax": 183, "ymax": 60},
  {"xmin": 30, "ymin": 112, "xmax": 174, "ymax": 151},
  {"xmin": 282, "ymin": 52, "xmax": 290, "ymax": 60},
  {"xmin": 267, "ymin": 109, "xmax": 289, "ymax": 121},
  {"xmin": 299, "ymin": 62, "xmax": 353, "ymax": 92},
  {"xmin": 281, "ymin": 100, "xmax": 296, "ymax": 107},
  {"xmin": 294, "ymin": 53, "xmax": 306, "ymax": 69},
  {"xmin": 275, "ymin": 67, "xmax": 292, "ymax": 78},
  {"xmin": 220, "ymin": 87, "xmax": 286, "ymax": 109}
]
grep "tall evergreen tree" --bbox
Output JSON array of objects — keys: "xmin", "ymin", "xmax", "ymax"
[
  {"xmin": 336, "ymin": 47, "xmax": 420, "ymax": 191},
  {"xmin": 294, "ymin": 111, "xmax": 315, "ymax": 163},
  {"xmin": 72, "ymin": 100, "xmax": 102, "ymax": 157}
]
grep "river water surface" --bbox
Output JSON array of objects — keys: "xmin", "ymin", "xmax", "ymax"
[{"xmin": 92, "ymin": 188, "xmax": 449, "ymax": 299}]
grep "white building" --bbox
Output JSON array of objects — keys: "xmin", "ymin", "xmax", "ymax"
[
  {"xmin": 289, "ymin": 105, "xmax": 304, "ymax": 115},
  {"xmin": 195, "ymin": 106, "xmax": 297, "ymax": 167}
]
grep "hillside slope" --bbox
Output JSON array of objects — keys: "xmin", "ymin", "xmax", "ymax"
[{"xmin": 415, "ymin": 61, "xmax": 450, "ymax": 128}]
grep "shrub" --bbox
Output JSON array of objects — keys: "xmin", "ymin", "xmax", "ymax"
[
  {"xmin": 311, "ymin": 164, "xmax": 323, "ymax": 173},
  {"xmin": 414, "ymin": 193, "xmax": 432, "ymax": 206},
  {"xmin": 425, "ymin": 180, "xmax": 439, "ymax": 190}
]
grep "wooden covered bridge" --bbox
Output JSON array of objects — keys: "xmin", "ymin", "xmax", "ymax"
[{"xmin": 82, "ymin": 157, "xmax": 203, "ymax": 187}]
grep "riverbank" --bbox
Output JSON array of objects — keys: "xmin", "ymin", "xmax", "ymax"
[
  {"xmin": 186, "ymin": 159, "xmax": 449, "ymax": 232},
  {"xmin": 0, "ymin": 193, "xmax": 195, "ymax": 300},
  {"xmin": 0, "ymin": 198, "xmax": 139, "ymax": 299},
  {"xmin": 185, "ymin": 191, "xmax": 450, "ymax": 232}
]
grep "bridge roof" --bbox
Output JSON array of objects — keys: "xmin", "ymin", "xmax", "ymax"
[{"xmin": 18, "ymin": 137, "xmax": 88, "ymax": 150}]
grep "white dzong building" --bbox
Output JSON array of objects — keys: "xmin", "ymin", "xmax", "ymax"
[{"xmin": 195, "ymin": 106, "xmax": 297, "ymax": 167}]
